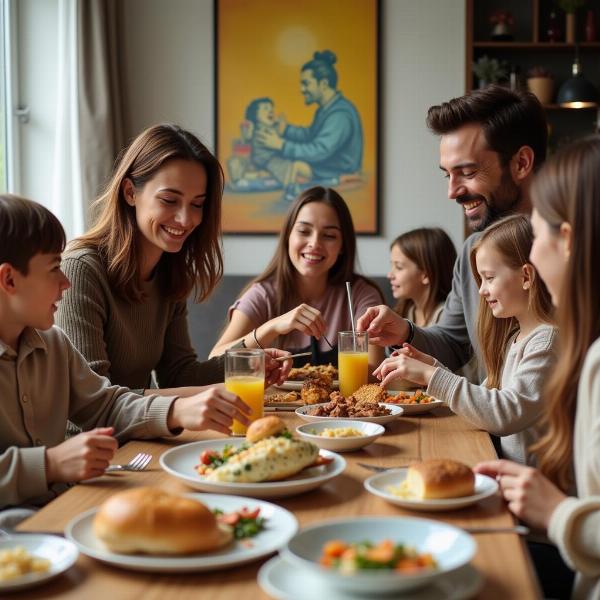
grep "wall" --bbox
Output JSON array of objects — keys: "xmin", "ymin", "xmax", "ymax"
[{"xmin": 16, "ymin": 0, "xmax": 466, "ymax": 276}]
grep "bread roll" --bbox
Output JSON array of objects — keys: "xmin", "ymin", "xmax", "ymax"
[
  {"xmin": 246, "ymin": 415, "xmax": 287, "ymax": 443},
  {"xmin": 405, "ymin": 459, "xmax": 475, "ymax": 499},
  {"xmin": 93, "ymin": 487, "xmax": 232, "ymax": 554}
]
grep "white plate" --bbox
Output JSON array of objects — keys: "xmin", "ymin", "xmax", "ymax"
[
  {"xmin": 258, "ymin": 557, "xmax": 483, "ymax": 600},
  {"xmin": 295, "ymin": 420, "xmax": 385, "ymax": 452},
  {"xmin": 385, "ymin": 399, "xmax": 445, "ymax": 415},
  {"xmin": 275, "ymin": 380, "xmax": 339, "ymax": 391},
  {"xmin": 280, "ymin": 516, "xmax": 476, "ymax": 595},
  {"xmin": 0, "ymin": 534, "xmax": 79, "ymax": 592},
  {"xmin": 65, "ymin": 494, "xmax": 297, "ymax": 573},
  {"xmin": 365, "ymin": 469, "xmax": 499, "ymax": 511},
  {"xmin": 159, "ymin": 439, "xmax": 345, "ymax": 498},
  {"xmin": 295, "ymin": 402, "xmax": 403, "ymax": 425}
]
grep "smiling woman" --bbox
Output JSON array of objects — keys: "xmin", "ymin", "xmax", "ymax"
[{"xmin": 55, "ymin": 124, "xmax": 238, "ymax": 397}]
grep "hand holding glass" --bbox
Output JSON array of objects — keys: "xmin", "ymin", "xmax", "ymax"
[{"xmin": 225, "ymin": 349, "xmax": 265, "ymax": 435}]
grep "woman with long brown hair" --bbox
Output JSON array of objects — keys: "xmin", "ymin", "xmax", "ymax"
[
  {"xmin": 475, "ymin": 136, "xmax": 600, "ymax": 599},
  {"xmin": 210, "ymin": 186, "xmax": 384, "ymax": 371},
  {"xmin": 56, "ymin": 124, "xmax": 288, "ymax": 411},
  {"xmin": 375, "ymin": 214, "xmax": 556, "ymax": 465},
  {"xmin": 388, "ymin": 228, "xmax": 456, "ymax": 326}
]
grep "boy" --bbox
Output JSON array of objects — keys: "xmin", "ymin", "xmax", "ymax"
[{"xmin": 0, "ymin": 195, "xmax": 256, "ymax": 510}]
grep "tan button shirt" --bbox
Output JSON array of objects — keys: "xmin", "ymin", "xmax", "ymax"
[{"xmin": 0, "ymin": 326, "xmax": 177, "ymax": 508}]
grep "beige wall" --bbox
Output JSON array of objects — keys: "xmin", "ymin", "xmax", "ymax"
[{"xmin": 18, "ymin": 0, "xmax": 466, "ymax": 276}]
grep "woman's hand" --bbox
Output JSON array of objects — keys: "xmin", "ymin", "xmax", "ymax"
[
  {"xmin": 168, "ymin": 388, "xmax": 252, "ymax": 435},
  {"xmin": 356, "ymin": 305, "xmax": 409, "ymax": 346},
  {"xmin": 264, "ymin": 348, "xmax": 292, "ymax": 385},
  {"xmin": 393, "ymin": 343, "xmax": 436, "ymax": 366},
  {"xmin": 45, "ymin": 427, "xmax": 118, "ymax": 483},
  {"xmin": 271, "ymin": 303, "xmax": 327, "ymax": 339},
  {"xmin": 373, "ymin": 354, "xmax": 436, "ymax": 388},
  {"xmin": 474, "ymin": 460, "xmax": 567, "ymax": 530}
]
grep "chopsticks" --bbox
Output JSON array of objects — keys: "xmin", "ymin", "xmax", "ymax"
[{"xmin": 274, "ymin": 351, "xmax": 312, "ymax": 362}]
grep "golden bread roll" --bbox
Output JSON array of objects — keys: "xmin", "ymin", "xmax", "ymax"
[
  {"xmin": 93, "ymin": 487, "xmax": 232, "ymax": 554},
  {"xmin": 246, "ymin": 415, "xmax": 287, "ymax": 443},
  {"xmin": 206, "ymin": 437, "xmax": 319, "ymax": 483},
  {"xmin": 405, "ymin": 459, "xmax": 475, "ymax": 499}
]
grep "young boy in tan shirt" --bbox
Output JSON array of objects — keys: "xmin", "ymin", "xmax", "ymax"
[{"xmin": 0, "ymin": 195, "xmax": 285, "ymax": 510}]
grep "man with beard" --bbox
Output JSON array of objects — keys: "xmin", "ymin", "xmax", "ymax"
[
  {"xmin": 357, "ymin": 85, "xmax": 547, "ymax": 381},
  {"xmin": 255, "ymin": 50, "xmax": 363, "ymax": 182}
]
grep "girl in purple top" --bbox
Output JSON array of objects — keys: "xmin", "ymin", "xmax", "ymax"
[{"xmin": 210, "ymin": 187, "xmax": 384, "ymax": 370}]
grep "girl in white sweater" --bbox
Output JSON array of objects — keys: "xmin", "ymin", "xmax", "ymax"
[
  {"xmin": 375, "ymin": 214, "xmax": 556, "ymax": 465},
  {"xmin": 476, "ymin": 137, "xmax": 600, "ymax": 599}
]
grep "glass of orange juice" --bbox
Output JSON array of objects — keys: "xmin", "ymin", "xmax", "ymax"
[
  {"xmin": 225, "ymin": 349, "xmax": 265, "ymax": 435},
  {"xmin": 338, "ymin": 331, "xmax": 369, "ymax": 398}
]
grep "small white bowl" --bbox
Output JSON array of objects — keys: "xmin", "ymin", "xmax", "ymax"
[
  {"xmin": 296, "ymin": 420, "xmax": 385, "ymax": 452},
  {"xmin": 281, "ymin": 516, "xmax": 476, "ymax": 595}
]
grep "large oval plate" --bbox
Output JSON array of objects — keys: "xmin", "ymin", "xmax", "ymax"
[
  {"xmin": 159, "ymin": 439, "xmax": 345, "ymax": 498},
  {"xmin": 365, "ymin": 469, "xmax": 499, "ymax": 511},
  {"xmin": 65, "ymin": 493, "xmax": 297, "ymax": 572},
  {"xmin": 295, "ymin": 402, "xmax": 403, "ymax": 425}
]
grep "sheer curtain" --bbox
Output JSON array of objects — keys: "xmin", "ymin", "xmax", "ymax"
[{"xmin": 51, "ymin": 0, "xmax": 123, "ymax": 240}]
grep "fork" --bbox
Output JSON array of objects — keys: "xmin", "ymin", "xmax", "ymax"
[
  {"xmin": 105, "ymin": 452, "xmax": 152, "ymax": 473},
  {"xmin": 357, "ymin": 462, "xmax": 409, "ymax": 473}
]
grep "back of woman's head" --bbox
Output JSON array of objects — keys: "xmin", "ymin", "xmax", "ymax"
[
  {"xmin": 529, "ymin": 135, "xmax": 600, "ymax": 491},
  {"xmin": 470, "ymin": 214, "xmax": 553, "ymax": 388},
  {"xmin": 391, "ymin": 228, "xmax": 456, "ymax": 317},
  {"xmin": 75, "ymin": 123, "xmax": 224, "ymax": 302}
]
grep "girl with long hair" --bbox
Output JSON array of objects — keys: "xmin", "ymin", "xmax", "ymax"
[
  {"xmin": 475, "ymin": 137, "xmax": 600, "ymax": 599},
  {"xmin": 210, "ymin": 186, "xmax": 385, "ymax": 371},
  {"xmin": 56, "ymin": 124, "xmax": 288, "ymax": 418},
  {"xmin": 388, "ymin": 227, "xmax": 456, "ymax": 326},
  {"xmin": 375, "ymin": 214, "xmax": 556, "ymax": 465}
]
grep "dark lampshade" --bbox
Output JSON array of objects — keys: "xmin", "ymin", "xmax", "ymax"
[{"xmin": 557, "ymin": 58, "xmax": 599, "ymax": 108}]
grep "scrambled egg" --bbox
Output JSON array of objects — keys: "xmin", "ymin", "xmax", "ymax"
[
  {"xmin": 0, "ymin": 547, "xmax": 50, "ymax": 581},
  {"xmin": 319, "ymin": 427, "xmax": 363, "ymax": 438}
]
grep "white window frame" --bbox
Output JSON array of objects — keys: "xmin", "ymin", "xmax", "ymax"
[{"xmin": 2, "ymin": 0, "xmax": 21, "ymax": 192}]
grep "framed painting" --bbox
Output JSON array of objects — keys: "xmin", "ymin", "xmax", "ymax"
[{"xmin": 215, "ymin": 0, "xmax": 380, "ymax": 234}]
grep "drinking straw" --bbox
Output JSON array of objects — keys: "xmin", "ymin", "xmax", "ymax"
[{"xmin": 345, "ymin": 281, "xmax": 357, "ymax": 350}]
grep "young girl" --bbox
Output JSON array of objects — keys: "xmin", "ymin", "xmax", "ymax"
[
  {"xmin": 210, "ymin": 186, "xmax": 385, "ymax": 371},
  {"xmin": 56, "ymin": 124, "xmax": 288, "ymax": 400},
  {"xmin": 375, "ymin": 214, "xmax": 556, "ymax": 465},
  {"xmin": 388, "ymin": 228, "xmax": 456, "ymax": 327},
  {"xmin": 476, "ymin": 137, "xmax": 600, "ymax": 599}
]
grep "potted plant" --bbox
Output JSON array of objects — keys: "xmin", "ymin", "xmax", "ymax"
[
  {"xmin": 527, "ymin": 66, "xmax": 554, "ymax": 105},
  {"xmin": 472, "ymin": 55, "xmax": 508, "ymax": 89},
  {"xmin": 489, "ymin": 10, "xmax": 515, "ymax": 41},
  {"xmin": 556, "ymin": 0, "xmax": 587, "ymax": 43}
]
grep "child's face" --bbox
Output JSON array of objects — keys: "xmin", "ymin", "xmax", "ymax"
[
  {"xmin": 387, "ymin": 245, "xmax": 429, "ymax": 301},
  {"xmin": 11, "ymin": 253, "xmax": 70, "ymax": 331},
  {"xmin": 124, "ymin": 159, "xmax": 207, "ymax": 268},
  {"xmin": 476, "ymin": 242, "xmax": 528, "ymax": 320},
  {"xmin": 256, "ymin": 102, "xmax": 275, "ymax": 126}
]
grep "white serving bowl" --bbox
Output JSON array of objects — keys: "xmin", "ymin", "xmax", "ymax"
[
  {"xmin": 295, "ymin": 420, "xmax": 384, "ymax": 452},
  {"xmin": 280, "ymin": 516, "xmax": 476, "ymax": 595}
]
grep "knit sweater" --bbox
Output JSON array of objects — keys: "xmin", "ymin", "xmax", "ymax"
[
  {"xmin": 0, "ymin": 326, "xmax": 177, "ymax": 508},
  {"xmin": 548, "ymin": 337, "xmax": 600, "ymax": 600},
  {"xmin": 56, "ymin": 247, "xmax": 224, "ymax": 393},
  {"xmin": 428, "ymin": 324, "xmax": 557, "ymax": 465}
]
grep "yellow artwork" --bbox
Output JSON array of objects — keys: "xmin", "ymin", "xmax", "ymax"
[{"xmin": 216, "ymin": 0, "xmax": 379, "ymax": 233}]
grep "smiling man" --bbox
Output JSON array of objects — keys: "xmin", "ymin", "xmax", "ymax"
[{"xmin": 357, "ymin": 85, "xmax": 547, "ymax": 381}]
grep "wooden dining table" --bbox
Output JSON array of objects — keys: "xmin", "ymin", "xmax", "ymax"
[{"xmin": 17, "ymin": 405, "xmax": 541, "ymax": 599}]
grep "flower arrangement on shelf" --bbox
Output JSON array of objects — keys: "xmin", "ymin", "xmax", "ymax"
[
  {"xmin": 555, "ymin": 0, "xmax": 587, "ymax": 43},
  {"xmin": 489, "ymin": 9, "xmax": 515, "ymax": 41},
  {"xmin": 555, "ymin": 0, "xmax": 586, "ymax": 14},
  {"xmin": 473, "ymin": 55, "xmax": 508, "ymax": 88},
  {"xmin": 527, "ymin": 67, "xmax": 555, "ymax": 106}
]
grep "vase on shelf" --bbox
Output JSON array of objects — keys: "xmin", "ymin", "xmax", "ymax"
[
  {"xmin": 586, "ymin": 10, "xmax": 597, "ymax": 42},
  {"xmin": 527, "ymin": 77, "xmax": 554, "ymax": 105},
  {"xmin": 566, "ymin": 13, "xmax": 576, "ymax": 44}
]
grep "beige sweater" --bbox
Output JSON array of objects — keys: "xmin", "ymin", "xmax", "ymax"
[
  {"xmin": 548, "ymin": 337, "xmax": 600, "ymax": 600},
  {"xmin": 0, "ymin": 327, "xmax": 177, "ymax": 508},
  {"xmin": 56, "ymin": 247, "xmax": 224, "ymax": 393},
  {"xmin": 428, "ymin": 324, "xmax": 557, "ymax": 465}
]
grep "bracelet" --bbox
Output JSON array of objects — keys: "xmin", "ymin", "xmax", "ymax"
[{"xmin": 252, "ymin": 328, "xmax": 264, "ymax": 350}]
